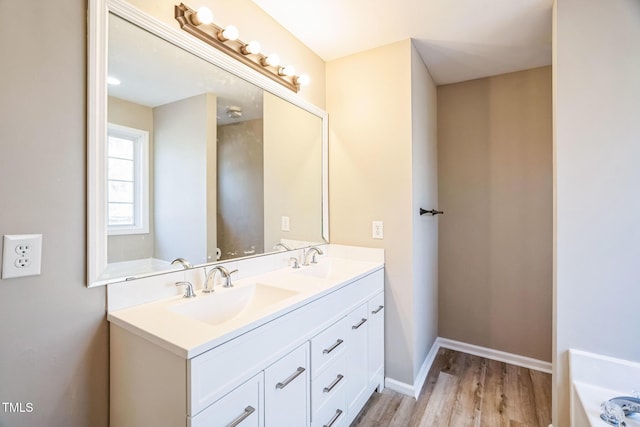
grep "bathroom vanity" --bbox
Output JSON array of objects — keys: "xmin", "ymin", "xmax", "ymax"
[{"xmin": 108, "ymin": 249, "xmax": 384, "ymax": 427}]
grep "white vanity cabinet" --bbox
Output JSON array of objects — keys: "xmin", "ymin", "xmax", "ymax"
[
  {"xmin": 191, "ymin": 373, "xmax": 263, "ymax": 427},
  {"xmin": 264, "ymin": 343, "xmax": 310, "ymax": 426},
  {"xmin": 109, "ymin": 267, "xmax": 384, "ymax": 427}
]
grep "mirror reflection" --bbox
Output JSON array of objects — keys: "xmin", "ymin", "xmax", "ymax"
[{"xmin": 103, "ymin": 13, "xmax": 325, "ymax": 280}]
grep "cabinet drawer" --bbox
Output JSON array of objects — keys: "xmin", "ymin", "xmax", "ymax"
[
  {"xmin": 312, "ymin": 354, "xmax": 346, "ymax": 413},
  {"xmin": 190, "ymin": 372, "xmax": 263, "ymax": 427},
  {"xmin": 312, "ymin": 387, "xmax": 347, "ymax": 427},
  {"xmin": 311, "ymin": 318, "xmax": 346, "ymax": 376},
  {"xmin": 264, "ymin": 342, "xmax": 309, "ymax": 427}
]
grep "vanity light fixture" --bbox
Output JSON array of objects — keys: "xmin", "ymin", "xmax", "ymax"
[
  {"xmin": 175, "ymin": 3, "xmax": 307, "ymax": 93},
  {"xmin": 192, "ymin": 6, "xmax": 213, "ymax": 25},
  {"xmin": 241, "ymin": 40, "xmax": 261, "ymax": 56},
  {"xmin": 217, "ymin": 25, "xmax": 239, "ymax": 42},
  {"xmin": 261, "ymin": 53, "xmax": 280, "ymax": 67}
]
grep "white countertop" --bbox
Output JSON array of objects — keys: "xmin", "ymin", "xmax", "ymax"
[{"xmin": 107, "ymin": 256, "xmax": 383, "ymax": 359}]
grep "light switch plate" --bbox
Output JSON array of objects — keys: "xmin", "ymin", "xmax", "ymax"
[
  {"xmin": 372, "ymin": 221, "xmax": 384, "ymax": 239},
  {"xmin": 2, "ymin": 234, "xmax": 43, "ymax": 279}
]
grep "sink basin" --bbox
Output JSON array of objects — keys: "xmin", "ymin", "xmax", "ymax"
[
  {"xmin": 169, "ymin": 283, "xmax": 298, "ymax": 326},
  {"xmin": 293, "ymin": 261, "xmax": 334, "ymax": 279}
]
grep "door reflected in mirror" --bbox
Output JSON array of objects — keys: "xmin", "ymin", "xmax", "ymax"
[{"xmin": 98, "ymin": 13, "xmax": 325, "ymax": 283}]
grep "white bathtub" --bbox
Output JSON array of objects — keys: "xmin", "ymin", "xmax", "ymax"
[{"xmin": 570, "ymin": 349, "xmax": 640, "ymax": 427}]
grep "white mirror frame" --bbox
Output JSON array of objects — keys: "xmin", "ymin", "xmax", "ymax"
[{"xmin": 87, "ymin": 0, "xmax": 329, "ymax": 287}]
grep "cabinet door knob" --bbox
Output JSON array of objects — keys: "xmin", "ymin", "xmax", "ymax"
[
  {"xmin": 322, "ymin": 339, "xmax": 344, "ymax": 354},
  {"xmin": 372, "ymin": 305, "xmax": 384, "ymax": 314},
  {"xmin": 323, "ymin": 409, "xmax": 344, "ymax": 427},
  {"xmin": 275, "ymin": 366, "xmax": 305, "ymax": 390},
  {"xmin": 227, "ymin": 405, "xmax": 255, "ymax": 427},
  {"xmin": 352, "ymin": 318, "xmax": 367, "ymax": 330},
  {"xmin": 323, "ymin": 374, "xmax": 344, "ymax": 393}
]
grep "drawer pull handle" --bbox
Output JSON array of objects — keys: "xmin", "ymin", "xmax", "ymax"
[
  {"xmin": 323, "ymin": 409, "xmax": 343, "ymax": 427},
  {"xmin": 323, "ymin": 374, "xmax": 344, "ymax": 393},
  {"xmin": 372, "ymin": 305, "xmax": 384, "ymax": 314},
  {"xmin": 276, "ymin": 367, "xmax": 305, "ymax": 389},
  {"xmin": 322, "ymin": 339, "xmax": 344, "ymax": 355},
  {"xmin": 227, "ymin": 405, "xmax": 255, "ymax": 427},
  {"xmin": 352, "ymin": 318, "xmax": 367, "ymax": 329}
]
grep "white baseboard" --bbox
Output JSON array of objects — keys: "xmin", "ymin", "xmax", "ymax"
[
  {"xmin": 384, "ymin": 337, "xmax": 442, "ymax": 398},
  {"xmin": 436, "ymin": 337, "xmax": 552, "ymax": 374},
  {"xmin": 384, "ymin": 377, "xmax": 415, "ymax": 397},
  {"xmin": 384, "ymin": 337, "xmax": 552, "ymax": 398}
]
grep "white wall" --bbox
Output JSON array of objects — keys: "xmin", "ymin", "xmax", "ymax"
[
  {"xmin": 554, "ymin": 0, "xmax": 640, "ymax": 425},
  {"xmin": 410, "ymin": 44, "xmax": 439, "ymax": 380}
]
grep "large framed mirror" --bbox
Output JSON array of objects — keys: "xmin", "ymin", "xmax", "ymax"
[{"xmin": 88, "ymin": 0, "xmax": 328, "ymax": 287}]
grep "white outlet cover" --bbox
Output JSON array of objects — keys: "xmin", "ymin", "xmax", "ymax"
[
  {"xmin": 372, "ymin": 221, "xmax": 384, "ymax": 239},
  {"xmin": 2, "ymin": 234, "xmax": 43, "ymax": 279}
]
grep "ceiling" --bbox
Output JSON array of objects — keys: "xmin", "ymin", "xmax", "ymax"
[{"xmin": 250, "ymin": 0, "xmax": 553, "ymax": 85}]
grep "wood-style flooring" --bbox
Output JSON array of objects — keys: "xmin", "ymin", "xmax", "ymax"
[{"xmin": 350, "ymin": 348, "xmax": 551, "ymax": 427}]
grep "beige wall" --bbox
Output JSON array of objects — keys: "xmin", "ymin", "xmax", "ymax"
[
  {"xmin": 107, "ymin": 96, "xmax": 155, "ymax": 263},
  {"xmin": 328, "ymin": 39, "xmax": 438, "ymax": 387},
  {"xmin": 410, "ymin": 44, "xmax": 439, "ymax": 379},
  {"xmin": 437, "ymin": 67, "xmax": 552, "ymax": 362},
  {"xmin": 153, "ymin": 93, "xmax": 217, "ymax": 264},
  {"xmin": 126, "ymin": 0, "xmax": 325, "ymax": 109},
  {"xmin": 0, "ymin": 1, "xmax": 109, "ymax": 426},
  {"xmin": 263, "ymin": 92, "xmax": 324, "ymax": 249},
  {"xmin": 554, "ymin": 1, "xmax": 640, "ymax": 425}
]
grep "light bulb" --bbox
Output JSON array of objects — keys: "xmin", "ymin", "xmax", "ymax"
[
  {"xmin": 218, "ymin": 25, "xmax": 239, "ymax": 42},
  {"xmin": 295, "ymin": 74, "xmax": 311, "ymax": 87},
  {"xmin": 242, "ymin": 41, "xmax": 261, "ymax": 55},
  {"xmin": 262, "ymin": 53, "xmax": 280, "ymax": 67},
  {"xmin": 280, "ymin": 65, "xmax": 296, "ymax": 77},
  {"xmin": 193, "ymin": 6, "xmax": 213, "ymax": 25},
  {"xmin": 107, "ymin": 76, "xmax": 121, "ymax": 85}
]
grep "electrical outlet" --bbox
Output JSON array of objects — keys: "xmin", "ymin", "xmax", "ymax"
[
  {"xmin": 372, "ymin": 221, "xmax": 384, "ymax": 239},
  {"xmin": 281, "ymin": 216, "xmax": 290, "ymax": 232},
  {"xmin": 2, "ymin": 234, "xmax": 42, "ymax": 279}
]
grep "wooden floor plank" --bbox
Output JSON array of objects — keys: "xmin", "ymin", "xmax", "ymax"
[
  {"xmin": 529, "ymin": 369, "xmax": 552, "ymax": 427},
  {"xmin": 416, "ymin": 372, "xmax": 460, "ymax": 427},
  {"xmin": 479, "ymin": 358, "xmax": 509, "ymax": 427},
  {"xmin": 449, "ymin": 354, "xmax": 486, "ymax": 427},
  {"xmin": 350, "ymin": 349, "xmax": 551, "ymax": 427}
]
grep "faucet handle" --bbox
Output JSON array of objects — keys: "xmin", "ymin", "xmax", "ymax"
[
  {"xmin": 176, "ymin": 281, "xmax": 196, "ymax": 298},
  {"xmin": 289, "ymin": 257, "xmax": 300, "ymax": 269},
  {"xmin": 222, "ymin": 269, "xmax": 238, "ymax": 288}
]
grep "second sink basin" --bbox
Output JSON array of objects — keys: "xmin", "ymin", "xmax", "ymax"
[{"xmin": 169, "ymin": 283, "xmax": 298, "ymax": 326}]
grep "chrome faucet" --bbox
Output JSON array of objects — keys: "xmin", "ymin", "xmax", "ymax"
[
  {"xmin": 175, "ymin": 281, "xmax": 196, "ymax": 298},
  {"xmin": 171, "ymin": 257, "xmax": 192, "ymax": 269},
  {"xmin": 204, "ymin": 265, "xmax": 238, "ymax": 291},
  {"xmin": 274, "ymin": 242, "xmax": 292, "ymax": 251},
  {"xmin": 302, "ymin": 246, "xmax": 323, "ymax": 266},
  {"xmin": 601, "ymin": 396, "xmax": 640, "ymax": 425}
]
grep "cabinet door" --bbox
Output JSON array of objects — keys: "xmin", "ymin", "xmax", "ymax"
[
  {"xmin": 344, "ymin": 302, "xmax": 369, "ymax": 414},
  {"xmin": 190, "ymin": 372, "xmax": 263, "ymax": 427},
  {"xmin": 264, "ymin": 343, "xmax": 310, "ymax": 427},
  {"xmin": 368, "ymin": 292, "xmax": 385, "ymax": 390}
]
